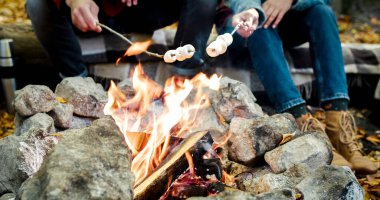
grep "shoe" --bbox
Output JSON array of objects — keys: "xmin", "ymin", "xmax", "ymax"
[
  {"xmin": 296, "ymin": 113, "xmax": 352, "ymax": 168},
  {"xmin": 325, "ymin": 111, "xmax": 378, "ymax": 174}
]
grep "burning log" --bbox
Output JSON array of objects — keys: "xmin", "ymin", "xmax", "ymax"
[{"xmin": 134, "ymin": 131, "xmax": 215, "ymax": 200}]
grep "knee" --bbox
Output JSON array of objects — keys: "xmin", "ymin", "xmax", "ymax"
[
  {"xmin": 307, "ymin": 4, "xmax": 336, "ymax": 21},
  {"xmin": 25, "ymin": 0, "xmax": 49, "ymax": 21}
]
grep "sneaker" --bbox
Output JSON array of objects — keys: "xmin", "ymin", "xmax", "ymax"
[
  {"xmin": 325, "ymin": 111, "xmax": 378, "ymax": 174},
  {"xmin": 296, "ymin": 113, "xmax": 353, "ymax": 168}
]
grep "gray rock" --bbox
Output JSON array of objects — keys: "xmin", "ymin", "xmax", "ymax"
[
  {"xmin": 13, "ymin": 85, "xmax": 57, "ymax": 117},
  {"xmin": 18, "ymin": 117, "xmax": 135, "ymax": 200},
  {"xmin": 236, "ymin": 165, "xmax": 273, "ymax": 193},
  {"xmin": 254, "ymin": 173, "xmax": 293, "ymax": 195},
  {"xmin": 0, "ymin": 193, "xmax": 15, "ymax": 200},
  {"xmin": 296, "ymin": 165, "xmax": 364, "ymax": 200},
  {"xmin": 15, "ymin": 113, "xmax": 55, "ymax": 135},
  {"xmin": 264, "ymin": 132, "xmax": 333, "ymax": 173},
  {"xmin": 48, "ymin": 103, "xmax": 74, "ymax": 129},
  {"xmin": 14, "ymin": 113, "xmax": 55, "ymax": 136},
  {"xmin": 187, "ymin": 106, "xmax": 228, "ymax": 135},
  {"xmin": 117, "ymin": 78, "xmax": 135, "ymax": 98},
  {"xmin": 237, "ymin": 164, "xmax": 309, "ymax": 195},
  {"xmin": 209, "ymin": 77, "xmax": 264, "ymax": 123},
  {"xmin": 187, "ymin": 189, "xmax": 295, "ymax": 200},
  {"xmin": 69, "ymin": 116, "xmax": 94, "ymax": 129},
  {"xmin": 255, "ymin": 189, "xmax": 296, "ymax": 200},
  {"xmin": 0, "ymin": 128, "xmax": 59, "ymax": 195},
  {"xmin": 55, "ymin": 77, "xmax": 107, "ymax": 118},
  {"xmin": 227, "ymin": 114, "xmax": 296, "ymax": 166},
  {"xmin": 187, "ymin": 190, "xmax": 256, "ymax": 200},
  {"xmin": 0, "ymin": 135, "xmax": 28, "ymax": 195}
]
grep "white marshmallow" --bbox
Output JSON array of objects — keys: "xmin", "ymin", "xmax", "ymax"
[
  {"xmin": 219, "ymin": 33, "xmax": 233, "ymax": 46},
  {"xmin": 164, "ymin": 50, "xmax": 177, "ymax": 63},
  {"xmin": 182, "ymin": 44, "xmax": 195, "ymax": 59},
  {"xmin": 216, "ymin": 38, "xmax": 228, "ymax": 54},
  {"xmin": 175, "ymin": 47, "xmax": 187, "ymax": 61},
  {"xmin": 206, "ymin": 41, "xmax": 223, "ymax": 57}
]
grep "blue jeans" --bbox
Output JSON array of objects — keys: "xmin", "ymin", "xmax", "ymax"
[
  {"xmin": 220, "ymin": 4, "xmax": 349, "ymax": 112},
  {"xmin": 26, "ymin": 0, "xmax": 217, "ymax": 77}
]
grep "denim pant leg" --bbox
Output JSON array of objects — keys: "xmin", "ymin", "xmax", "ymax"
[
  {"xmin": 26, "ymin": 0, "xmax": 88, "ymax": 78},
  {"xmin": 303, "ymin": 5, "xmax": 349, "ymax": 102},
  {"xmin": 246, "ymin": 29, "xmax": 305, "ymax": 112},
  {"xmin": 172, "ymin": 0, "xmax": 218, "ymax": 75}
]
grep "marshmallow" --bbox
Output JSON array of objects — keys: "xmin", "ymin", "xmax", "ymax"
[
  {"xmin": 219, "ymin": 33, "xmax": 233, "ymax": 46},
  {"xmin": 182, "ymin": 44, "xmax": 195, "ymax": 59},
  {"xmin": 176, "ymin": 46, "xmax": 187, "ymax": 61},
  {"xmin": 164, "ymin": 50, "xmax": 177, "ymax": 63}
]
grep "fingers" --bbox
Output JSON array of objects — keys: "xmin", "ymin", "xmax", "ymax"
[
  {"xmin": 72, "ymin": 3, "xmax": 100, "ymax": 32},
  {"xmin": 264, "ymin": 8, "xmax": 280, "ymax": 28},
  {"xmin": 272, "ymin": 11, "xmax": 285, "ymax": 28},
  {"xmin": 122, "ymin": 0, "xmax": 137, "ymax": 7}
]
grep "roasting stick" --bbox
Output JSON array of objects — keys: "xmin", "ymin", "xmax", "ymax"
[
  {"xmin": 231, "ymin": 21, "xmax": 244, "ymax": 35},
  {"xmin": 97, "ymin": 22, "xmax": 164, "ymax": 58}
]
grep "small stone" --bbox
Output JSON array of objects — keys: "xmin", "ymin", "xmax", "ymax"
[
  {"xmin": 55, "ymin": 77, "xmax": 107, "ymax": 118},
  {"xmin": 13, "ymin": 85, "xmax": 56, "ymax": 117},
  {"xmin": 255, "ymin": 189, "xmax": 296, "ymax": 200},
  {"xmin": 264, "ymin": 132, "xmax": 332, "ymax": 173},
  {"xmin": 69, "ymin": 116, "xmax": 94, "ymax": 129},
  {"xmin": 236, "ymin": 165, "xmax": 273, "ymax": 194},
  {"xmin": 117, "ymin": 78, "xmax": 135, "ymax": 98},
  {"xmin": 0, "ymin": 193, "xmax": 16, "ymax": 200},
  {"xmin": 296, "ymin": 165, "xmax": 364, "ymax": 200},
  {"xmin": 15, "ymin": 113, "xmax": 55, "ymax": 136},
  {"xmin": 48, "ymin": 103, "xmax": 74, "ymax": 129},
  {"xmin": 209, "ymin": 77, "xmax": 264, "ymax": 123}
]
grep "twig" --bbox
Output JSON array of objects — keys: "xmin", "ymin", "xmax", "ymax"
[{"xmin": 97, "ymin": 22, "xmax": 164, "ymax": 58}]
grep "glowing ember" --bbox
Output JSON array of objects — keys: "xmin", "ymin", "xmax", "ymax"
[{"xmin": 104, "ymin": 64, "xmax": 221, "ymax": 186}]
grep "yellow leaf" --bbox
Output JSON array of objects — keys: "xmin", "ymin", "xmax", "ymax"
[
  {"xmin": 50, "ymin": 133, "xmax": 64, "ymax": 137},
  {"xmin": 366, "ymin": 135, "xmax": 380, "ymax": 145},
  {"xmin": 56, "ymin": 97, "xmax": 67, "ymax": 104},
  {"xmin": 295, "ymin": 193, "xmax": 302, "ymax": 199},
  {"xmin": 280, "ymin": 133, "xmax": 295, "ymax": 145}
]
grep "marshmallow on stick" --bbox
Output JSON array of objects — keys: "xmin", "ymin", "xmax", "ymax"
[
  {"xmin": 163, "ymin": 44, "xmax": 195, "ymax": 63},
  {"xmin": 206, "ymin": 33, "xmax": 233, "ymax": 57},
  {"xmin": 206, "ymin": 22, "xmax": 242, "ymax": 57}
]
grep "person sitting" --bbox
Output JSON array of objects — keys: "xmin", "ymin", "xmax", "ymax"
[
  {"xmin": 217, "ymin": 0, "xmax": 378, "ymax": 174},
  {"xmin": 26, "ymin": 0, "xmax": 218, "ymax": 78}
]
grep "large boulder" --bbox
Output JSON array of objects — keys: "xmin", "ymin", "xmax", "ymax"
[
  {"xmin": 264, "ymin": 132, "xmax": 332, "ymax": 173},
  {"xmin": 296, "ymin": 165, "xmax": 364, "ymax": 200},
  {"xmin": 227, "ymin": 114, "xmax": 297, "ymax": 166},
  {"xmin": 13, "ymin": 85, "xmax": 57, "ymax": 117},
  {"xmin": 55, "ymin": 77, "xmax": 107, "ymax": 118},
  {"xmin": 18, "ymin": 117, "xmax": 135, "ymax": 200}
]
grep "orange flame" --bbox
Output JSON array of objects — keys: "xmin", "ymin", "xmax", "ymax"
[
  {"xmin": 104, "ymin": 64, "xmax": 221, "ymax": 186},
  {"xmin": 116, "ymin": 40, "xmax": 152, "ymax": 65}
]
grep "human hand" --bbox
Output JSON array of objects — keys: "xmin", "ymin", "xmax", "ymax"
[
  {"xmin": 232, "ymin": 8, "xmax": 259, "ymax": 38},
  {"xmin": 262, "ymin": 0, "xmax": 293, "ymax": 29},
  {"xmin": 66, "ymin": 0, "xmax": 102, "ymax": 32},
  {"xmin": 121, "ymin": 0, "xmax": 138, "ymax": 7}
]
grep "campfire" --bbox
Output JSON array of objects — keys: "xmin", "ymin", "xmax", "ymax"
[
  {"xmin": 1, "ymin": 63, "xmax": 364, "ymax": 200},
  {"xmin": 104, "ymin": 64, "xmax": 235, "ymax": 199}
]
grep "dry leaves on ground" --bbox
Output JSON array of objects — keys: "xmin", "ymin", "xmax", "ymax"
[
  {"xmin": 0, "ymin": 110, "xmax": 15, "ymax": 139},
  {"xmin": 0, "ymin": 0, "xmax": 29, "ymax": 24},
  {"xmin": 339, "ymin": 15, "xmax": 380, "ymax": 44}
]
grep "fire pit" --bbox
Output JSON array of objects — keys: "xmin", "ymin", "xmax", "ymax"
[{"xmin": 0, "ymin": 65, "xmax": 364, "ymax": 200}]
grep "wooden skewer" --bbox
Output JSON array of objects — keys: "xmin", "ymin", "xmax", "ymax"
[{"xmin": 97, "ymin": 22, "xmax": 164, "ymax": 58}]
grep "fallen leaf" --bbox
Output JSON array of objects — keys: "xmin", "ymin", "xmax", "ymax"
[
  {"xmin": 366, "ymin": 135, "xmax": 380, "ymax": 145},
  {"xmin": 56, "ymin": 97, "xmax": 67, "ymax": 104}
]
